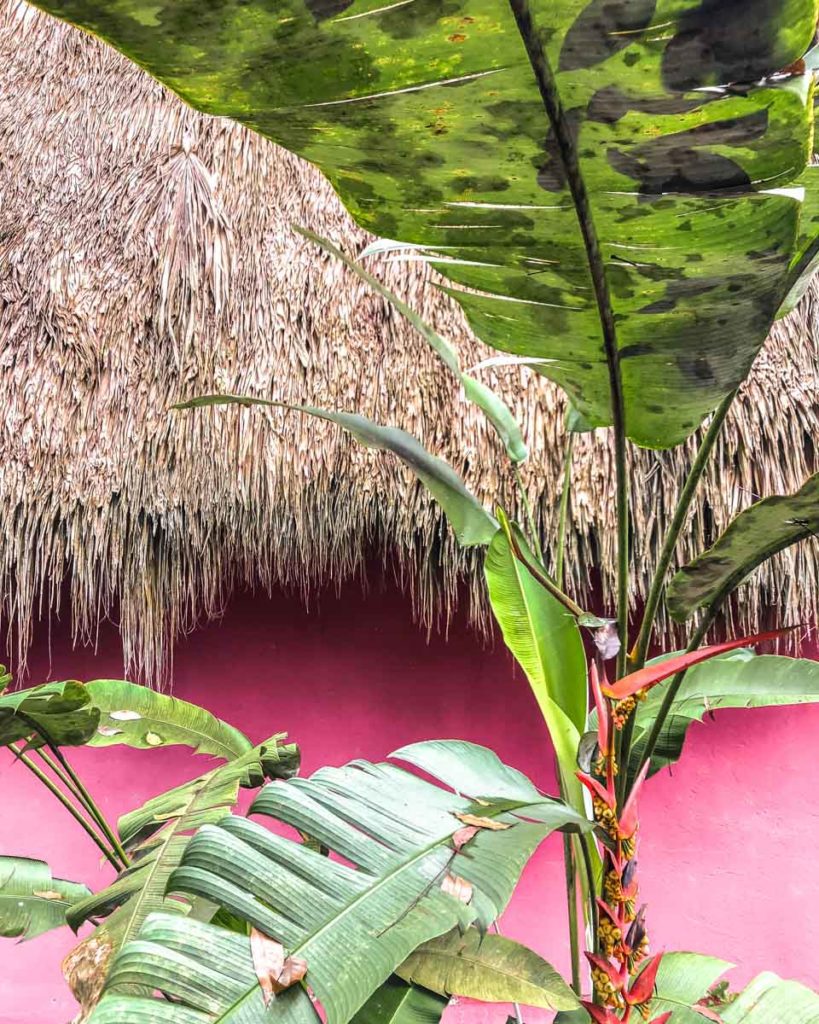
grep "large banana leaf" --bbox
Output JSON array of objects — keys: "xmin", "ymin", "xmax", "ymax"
[
  {"xmin": 28, "ymin": 0, "xmax": 819, "ymax": 448},
  {"xmin": 84, "ymin": 679, "xmax": 252, "ymax": 758},
  {"xmin": 484, "ymin": 529, "xmax": 586, "ymax": 807},
  {"xmin": 176, "ymin": 396, "xmax": 497, "ymax": 546},
  {"xmin": 88, "ymin": 741, "xmax": 585, "ymax": 1022},
  {"xmin": 397, "ymin": 927, "xmax": 576, "ymax": 1010},
  {"xmin": 0, "ymin": 856, "xmax": 90, "ymax": 940},
  {"xmin": 667, "ymin": 472, "xmax": 819, "ymax": 620},
  {"xmin": 68, "ymin": 736, "xmax": 299, "ymax": 952}
]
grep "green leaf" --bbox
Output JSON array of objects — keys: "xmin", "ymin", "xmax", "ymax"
[
  {"xmin": 646, "ymin": 952, "xmax": 733, "ymax": 1023},
  {"xmin": 0, "ymin": 857, "xmax": 90, "ymax": 940},
  {"xmin": 484, "ymin": 528, "xmax": 586, "ymax": 806},
  {"xmin": 629, "ymin": 651, "xmax": 819, "ymax": 776},
  {"xmin": 721, "ymin": 971, "xmax": 819, "ymax": 1022},
  {"xmin": 89, "ymin": 741, "xmax": 579, "ymax": 1023},
  {"xmin": 397, "ymin": 928, "xmax": 577, "ymax": 1011},
  {"xmin": 84, "ymin": 679, "xmax": 252, "ymax": 759},
  {"xmin": 351, "ymin": 978, "xmax": 449, "ymax": 1024},
  {"xmin": 26, "ymin": 0, "xmax": 819, "ymax": 448},
  {"xmin": 667, "ymin": 472, "xmax": 819, "ymax": 621},
  {"xmin": 0, "ymin": 681, "xmax": 99, "ymax": 748},
  {"xmin": 176, "ymin": 396, "xmax": 497, "ymax": 547},
  {"xmin": 68, "ymin": 735, "xmax": 299, "ymax": 956},
  {"xmin": 295, "ymin": 227, "xmax": 527, "ymax": 464}
]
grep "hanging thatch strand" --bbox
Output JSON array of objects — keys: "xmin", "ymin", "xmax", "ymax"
[{"xmin": 1, "ymin": 0, "xmax": 817, "ymax": 684}]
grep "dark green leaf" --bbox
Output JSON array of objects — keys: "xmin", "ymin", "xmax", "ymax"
[
  {"xmin": 176, "ymin": 396, "xmax": 497, "ymax": 546},
  {"xmin": 667, "ymin": 472, "xmax": 819, "ymax": 621},
  {"xmin": 0, "ymin": 681, "xmax": 99, "ymax": 748},
  {"xmin": 26, "ymin": 0, "xmax": 819, "ymax": 448}
]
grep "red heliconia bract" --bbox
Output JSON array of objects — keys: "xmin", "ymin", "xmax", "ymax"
[
  {"xmin": 626, "ymin": 953, "xmax": 664, "ymax": 1006},
  {"xmin": 580, "ymin": 1002, "xmax": 622, "ymax": 1024}
]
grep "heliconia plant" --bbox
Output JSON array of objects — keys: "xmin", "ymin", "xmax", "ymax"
[{"xmin": 8, "ymin": 0, "xmax": 819, "ymax": 1021}]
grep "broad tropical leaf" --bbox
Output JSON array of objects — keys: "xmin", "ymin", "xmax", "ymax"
[
  {"xmin": 397, "ymin": 927, "xmax": 576, "ymax": 1011},
  {"xmin": 484, "ymin": 528, "xmax": 586, "ymax": 806},
  {"xmin": 88, "ymin": 741, "xmax": 583, "ymax": 1022},
  {"xmin": 84, "ymin": 679, "xmax": 252, "ymax": 759},
  {"xmin": 296, "ymin": 227, "xmax": 527, "ymax": 463},
  {"xmin": 0, "ymin": 857, "xmax": 90, "ymax": 940},
  {"xmin": 0, "ymin": 681, "xmax": 99, "ymax": 748},
  {"xmin": 68, "ymin": 735, "xmax": 299, "ymax": 953},
  {"xmin": 667, "ymin": 473, "xmax": 819, "ymax": 621},
  {"xmin": 721, "ymin": 971, "xmax": 819, "ymax": 1022},
  {"xmin": 176, "ymin": 396, "xmax": 497, "ymax": 546},
  {"xmin": 628, "ymin": 650, "xmax": 819, "ymax": 776},
  {"xmin": 351, "ymin": 978, "xmax": 449, "ymax": 1024},
  {"xmin": 28, "ymin": 0, "xmax": 819, "ymax": 448}
]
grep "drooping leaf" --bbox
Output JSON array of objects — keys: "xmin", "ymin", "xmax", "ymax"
[
  {"xmin": 351, "ymin": 978, "xmax": 449, "ymax": 1024},
  {"xmin": 295, "ymin": 226, "xmax": 527, "ymax": 463},
  {"xmin": 27, "ymin": 0, "xmax": 819, "ymax": 448},
  {"xmin": 397, "ymin": 927, "xmax": 577, "ymax": 1011},
  {"xmin": 0, "ymin": 681, "xmax": 99, "ymax": 748},
  {"xmin": 0, "ymin": 857, "xmax": 90, "ymax": 940},
  {"xmin": 484, "ymin": 528, "xmax": 586, "ymax": 805},
  {"xmin": 88, "ymin": 741, "xmax": 581, "ymax": 1023},
  {"xmin": 84, "ymin": 679, "xmax": 252, "ymax": 759},
  {"xmin": 667, "ymin": 473, "xmax": 819, "ymax": 621},
  {"xmin": 68, "ymin": 735, "xmax": 299, "ymax": 956},
  {"xmin": 628, "ymin": 651, "xmax": 819, "ymax": 776},
  {"xmin": 175, "ymin": 396, "xmax": 497, "ymax": 547},
  {"xmin": 721, "ymin": 971, "xmax": 819, "ymax": 1022}
]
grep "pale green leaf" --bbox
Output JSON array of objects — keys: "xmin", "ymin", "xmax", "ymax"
[{"xmin": 0, "ymin": 857, "xmax": 90, "ymax": 940}]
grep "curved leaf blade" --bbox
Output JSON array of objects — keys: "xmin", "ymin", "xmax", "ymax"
[
  {"xmin": 351, "ymin": 978, "xmax": 449, "ymax": 1024},
  {"xmin": 667, "ymin": 473, "xmax": 819, "ymax": 621},
  {"xmin": 721, "ymin": 971, "xmax": 819, "ymax": 1022},
  {"xmin": 85, "ymin": 680, "xmax": 252, "ymax": 759},
  {"xmin": 397, "ymin": 927, "xmax": 577, "ymax": 1011},
  {"xmin": 0, "ymin": 681, "xmax": 99, "ymax": 748},
  {"xmin": 26, "ymin": 0, "xmax": 819, "ymax": 448},
  {"xmin": 175, "ymin": 396, "xmax": 497, "ymax": 547},
  {"xmin": 0, "ymin": 857, "xmax": 90, "ymax": 940}
]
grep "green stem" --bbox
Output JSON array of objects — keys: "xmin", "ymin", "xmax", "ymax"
[
  {"xmin": 514, "ymin": 465, "xmax": 543, "ymax": 562},
  {"xmin": 506, "ymin": 0, "xmax": 630, "ymax": 677},
  {"xmin": 634, "ymin": 603, "xmax": 720, "ymax": 785},
  {"xmin": 506, "ymin": 524, "xmax": 585, "ymax": 618},
  {"xmin": 631, "ymin": 390, "xmax": 737, "ymax": 671},
  {"xmin": 579, "ymin": 833, "xmax": 599, "ymax": 953},
  {"xmin": 562, "ymin": 833, "xmax": 582, "ymax": 995},
  {"xmin": 17, "ymin": 715, "xmax": 130, "ymax": 868},
  {"xmin": 8, "ymin": 744, "xmax": 122, "ymax": 870},
  {"xmin": 555, "ymin": 432, "xmax": 575, "ymax": 591}
]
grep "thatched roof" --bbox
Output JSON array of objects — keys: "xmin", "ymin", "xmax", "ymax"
[{"xmin": 1, "ymin": 0, "xmax": 818, "ymax": 684}]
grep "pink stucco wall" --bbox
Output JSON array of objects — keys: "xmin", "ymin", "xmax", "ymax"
[{"xmin": 2, "ymin": 578, "xmax": 818, "ymax": 1023}]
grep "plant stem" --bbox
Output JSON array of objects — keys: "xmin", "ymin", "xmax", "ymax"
[
  {"xmin": 514, "ymin": 465, "xmax": 543, "ymax": 562},
  {"xmin": 634, "ymin": 603, "xmax": 720, "ymax": 785},
  {"xmin": 631, "ymin": 390, "xmax": 737, "ymax": 671},
  {"xmin": 506, "ymin": 0, "xmax": 630, "ymax": 678},
  {"xmin": 8, "ymin": 744, "xmax": 122, "ymax": 870},
  {"xmin": 16, "ymin": 714, "xmax": 130, "ymax": 868},
  {"xmin": 506, "ymin": 525, "xmax": 585, "ymax": 618},
  {"xmin": 562, "ymin": 833, "xmax": 582, "ymax": 995},
  {"xmin": 579, "ymin": 833, "xmax": 599, "ymax": 952},
  {"xmin": 555, "ymin": 432, "xmax": 575, "ymax": 591}
]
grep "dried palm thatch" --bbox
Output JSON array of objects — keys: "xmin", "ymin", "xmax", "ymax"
[{"xmin": 1, "ymin": 0, "xmax": 817, "ymax": 685}]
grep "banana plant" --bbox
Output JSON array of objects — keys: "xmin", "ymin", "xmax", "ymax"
[
  {"xmin": 18, "ymin": 0, "xmax": 819, "ymax": 1018},
  {"xmin": 77, "ymin": 740, "xmax": 585, "ymax": 1022},
  {"xmin": 0, "ymin": 857, "xmax": 89, "ymax": 940}
]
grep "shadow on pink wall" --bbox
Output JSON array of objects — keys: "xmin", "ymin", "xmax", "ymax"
[{"xmin": 2, "ymin": 578, "xmax": 818, "ymax": 1023}]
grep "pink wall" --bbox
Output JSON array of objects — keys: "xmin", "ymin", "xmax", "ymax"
[{"xmin": 2, "ymin": 579, "xmax": 818, "ymax": 1023}]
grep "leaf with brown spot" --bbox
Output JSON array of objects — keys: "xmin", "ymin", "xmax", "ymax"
[
  {"xmin": 251, "ymin": 927, "xmax": 308, "ymax": 1006},
  {"xmin": 454, "ymin": 813, "xmax": 511, "ymax": 831},
  {"xmin": 451, "ymin": 825, "xmax": 479, "ymax": 851},
  {"xmin": 441, "ymin": 875, "xmax": 473, "ymax": 905}
]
